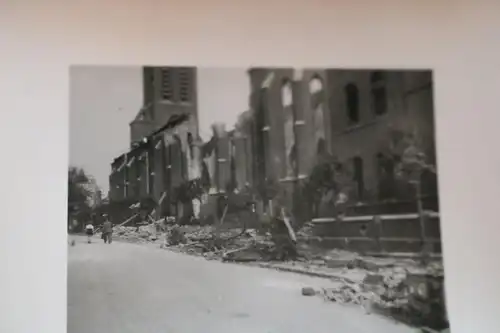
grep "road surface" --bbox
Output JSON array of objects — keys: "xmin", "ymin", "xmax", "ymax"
[{"xmin": 68, "ymin": 235, "xmax": 416, "ymax": 333}]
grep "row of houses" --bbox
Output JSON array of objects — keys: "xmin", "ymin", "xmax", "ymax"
[{"xmin": 108, "ymin": 66, "xmax": 439, "ymax": 225}]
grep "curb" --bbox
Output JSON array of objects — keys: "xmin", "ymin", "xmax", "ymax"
[{"xmin": 249, "ymin": 262, "xmax": 357, "ymax": 284}]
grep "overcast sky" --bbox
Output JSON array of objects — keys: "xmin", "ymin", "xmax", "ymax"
[{"xmin": 69, "ymin": 66, "xmax": 249, "ymax": 195}]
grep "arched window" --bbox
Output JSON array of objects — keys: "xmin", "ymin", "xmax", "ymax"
[
  {"xmin": 371, "ymin": 71, "xmax": 387, "ymax": 115},
  {"xmin": 309, "ymin": 76, "xmax": 326, "ymax": 157},
  {"xmin": 282, "ymin": 80, "xmax": 296, "ymax": 177},
  {"xmin": 281, "ymin": 80, "xmax": 293, "ymax": 107},
  {"xmin": 345, "ymin": 83, "xmax": 359, "ymax": 124},
  {"xmin": 309, "ymin": 76, "xmax": 323, "ymax": 95}
]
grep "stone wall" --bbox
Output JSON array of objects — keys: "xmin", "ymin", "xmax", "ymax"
[{"xmin": 307, "ymin": 212, "xmax": 441, "ymax": 254}]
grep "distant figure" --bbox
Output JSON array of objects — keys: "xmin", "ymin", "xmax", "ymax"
[
  {"xmin": 71, "ymin": 219, "xmax": 78, "ymax": 231},
  {"xmin": 102, "ymin": 216, "xmax": 113, "ymax": 244},
  {"xmin": 85, "ymin": 223, "xmax": 94, "ymax": 244}
]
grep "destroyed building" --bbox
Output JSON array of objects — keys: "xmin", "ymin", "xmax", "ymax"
[
  {"xmin": 229, "ymin": 68, "xmax": 441, "ymax": 254},
  {"xmin": 227, "ymin": 69, "xmax": 438, "ymax": 215},
  {"xmin": 108, "ymin": 67, "xmax": 441, "ymax": 254},
  {"xmin": 108, "ymin": 67, "xmax": 201, "ymax": 220},
  {"xmin": 104, "ymin": 67, "xmax": 446, "ymax": 330}
]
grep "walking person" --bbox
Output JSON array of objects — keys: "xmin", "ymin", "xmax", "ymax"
[
  {"xmin": 85, "ymin": 223, "xmax": 95, "ymax": 244},
  {"xmin": 102, "ymin": 216, "xmax": 113, "ymax": 244}
]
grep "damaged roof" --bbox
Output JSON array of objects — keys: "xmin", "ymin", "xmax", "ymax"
[{"xmin": 112, "ymin": 113, "xmax": 190, "ymax": 164}]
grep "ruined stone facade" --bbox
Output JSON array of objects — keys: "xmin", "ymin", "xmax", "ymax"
[
  {"xmin": 109, "ymin": 67, "xmax": 200, "ymax": 218},
  {"xmin": 326, "ymin": 70, "xmax": 436, "ymax": 202},
  {"xmin": 241, "ymin": 68, "xmax": 437, "ymax": 219},
  {"xmin": 130, "ymin": 66, "xmax": 199, "ymax": 145},
  {"xmin": 109, "ymin": 66, "xmax": 437, "ymax": 225}
]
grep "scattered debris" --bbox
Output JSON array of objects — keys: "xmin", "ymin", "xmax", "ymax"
[
  {"xmin": 315, "ymin": 260, "xmax": 447, "ymax": 331},
  {"xmin": 301, "ymin": 287, "xmax": 317, "ymax": 296},
  {"xmin": 107, "ymin": 216, "xmax": 447, "ymax": 331},
  {"xmin": 166, "ymin": 225, "xmax": 187, "ymax": 246}
]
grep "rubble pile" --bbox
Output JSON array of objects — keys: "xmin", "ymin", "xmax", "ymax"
[
  {"xmin": 110, "ymin": 219, "xmax": 282, "ymax": 261},
  {"xmin": 111, "ymin": 225, "xmax": 158, "ymax": 243},
  {"xmin": 296, "ymin": 222, "xmax": 314, "ymax": 238},
  {"xmin": 319, "ymin": 266, "xmax": 409, "ymax": 308},
  {"xmin": 107, "ymin": 206, "xmax": 306, "ymax": 262},
  {"xmin": 315, "ymin": 258, "xmax": 447, "ymax": 330},
  {"xmin": 166, "ymin": 225, "xmax": 278, "ymax": 262}
]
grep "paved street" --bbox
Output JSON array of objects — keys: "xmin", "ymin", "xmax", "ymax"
[{"xmin": 68, "ymin": 235, "xmax": 415, "ymax": 333}]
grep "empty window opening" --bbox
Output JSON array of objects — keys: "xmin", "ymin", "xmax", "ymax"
[
  {"xmin": 310, "ymin": 76, "xmax": 326, "ymax": 158},
  {"xmin": 309, "ymin": 76, "xmax": 324, "ymax": 109},
  {"xmin": 345, "ymin": 83, "xmax": 359, "ymax": 124},
  {"xmin": 371, "ymin": 71, "xmax": 387, "ymax": 115},
  {"xmin": 282, "ymin": 80, "xmax": 296, "ymax": 177},
  {"xmin": 309, "ymin": 77, "xmax": 323, "ymax": 94},
  {"xmin": 281, "ymin": 80, "xmax": 293, "ymax": 107}
]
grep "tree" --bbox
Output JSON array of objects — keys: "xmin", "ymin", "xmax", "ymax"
[
  {"xmin": 391, "ymin": 130, "xmax": 436, "ymax": 182},
  {"xmin": 67, "ymin": 166, "xmax": 93, "ymax": 231},
  {"xmin": 391, "ymin": 129, "xmax": 437, "ymax": 264},
  {"xmin": 301, "ymin": 154, "xmax": 354, "ymax": 219}
]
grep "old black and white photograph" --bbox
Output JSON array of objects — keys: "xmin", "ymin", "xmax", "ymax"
[{"xmin": 68, "ymin": 66, "xmax": 448, "ymax": 333}]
